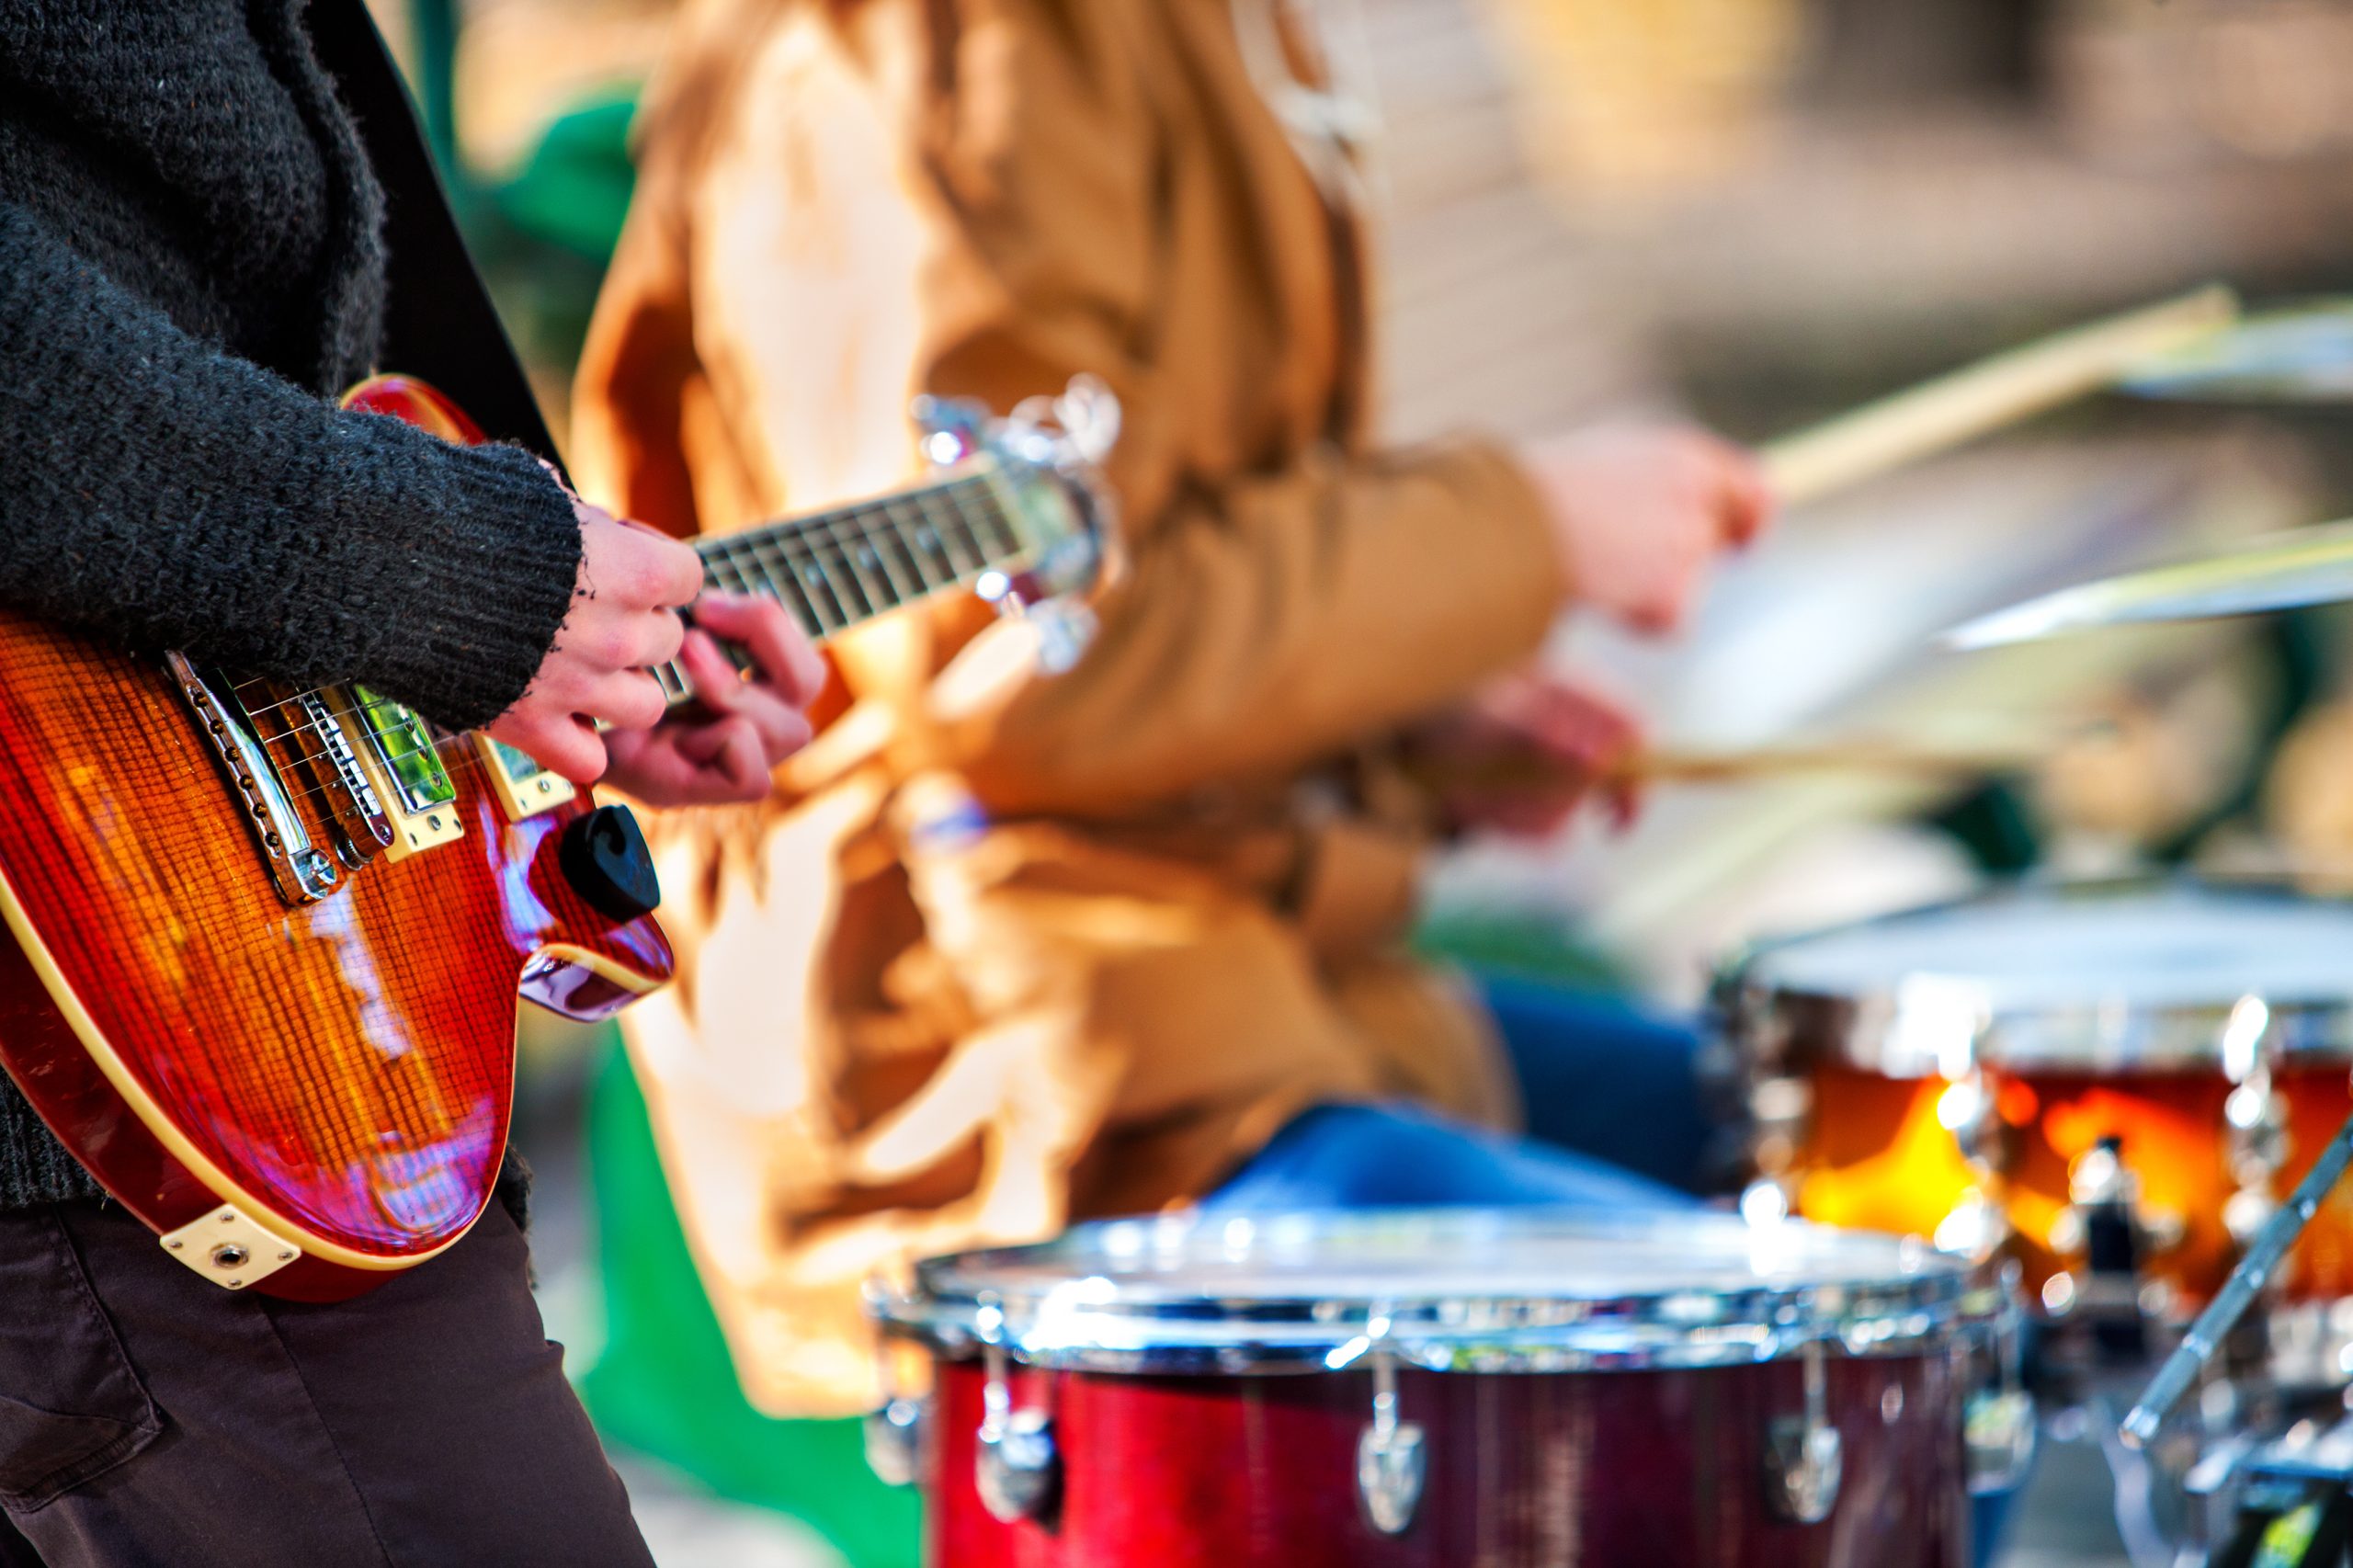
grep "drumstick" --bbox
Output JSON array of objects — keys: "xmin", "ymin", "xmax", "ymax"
[
  {"xmin": 1615, "ymin": 742, "xmax": 2039, "ymax": 784},
  {"xmin": 1760, "ymin": 285, "xmax": 2241, "ymax": 506},
  {"xmin": 1406, "ymin": 741, "xmax": 2040, "ymax": 793}
]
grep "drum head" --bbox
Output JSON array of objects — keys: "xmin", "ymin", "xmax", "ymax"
[
  {"xmin": 878, "ymin": 1209, "xmax": 1987, "ymax": 1374},
  {"xmin": 1729, "ymin": 880, "xmax": 2353, "ymax": 1074}
]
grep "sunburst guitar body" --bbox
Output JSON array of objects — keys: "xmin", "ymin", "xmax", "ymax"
[
  {"xmin": 0, "ymin": 378, "xmax": 674, "ymax": 1301},
  {"xmin": 0, "ymin": 373, "xmax": 1109, "ymax": 1302}
]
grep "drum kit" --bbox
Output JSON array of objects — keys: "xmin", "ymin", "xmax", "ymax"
[{"xmin": 859, "ymin": 295, "xmax": 2353, "ymax": 1564}]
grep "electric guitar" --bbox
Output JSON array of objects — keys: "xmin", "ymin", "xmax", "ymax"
[{"xmin": 0, "ymin": 373, "xmax": 1108, "ymax": 1301}]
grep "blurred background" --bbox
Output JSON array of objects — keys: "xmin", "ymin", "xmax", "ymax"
[{"xmin": 363, "ymin": 1, "xmax": 2353, "ymax": 1562}]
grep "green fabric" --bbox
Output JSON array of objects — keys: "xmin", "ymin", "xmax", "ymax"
[
  {"xmin": 1412, "ymin": 908, "xmax": 1630, "ymax": 995},
  {"xmin": 492, "ymin": 96, "xmax": 640, "ymax": 262},
  {"xmin": 468, "ymin": 94, "xmax": 641, "ymax": 375},
  {"xmin": 583, "ymin": 1040, "xmax": 924, "ymax": 1568}
]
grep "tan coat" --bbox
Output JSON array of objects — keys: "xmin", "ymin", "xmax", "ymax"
[{"xmin": 571, "ymin": 0, "xmax": 1566, "ymax": 1416}]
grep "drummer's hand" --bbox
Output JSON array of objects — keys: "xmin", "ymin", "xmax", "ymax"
[
  {"xmin": 1518, "ymin": 424, "xmax": 1773, "ymax": 635},
  {"xmin": 599, "ymin": 593, "xmax": 828, "ymax": 806},
  {"xmin": 1405, "ymin": 670, "xmax": 1644, "ymax": 838}
]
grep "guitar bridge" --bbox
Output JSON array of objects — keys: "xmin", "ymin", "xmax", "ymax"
[
  {"xmin": 167, "ymin": 653, "xmax": 340, "ymax": 905},
  {"xmin": 293, "ymin": 690, "xmax": 394, "ymax": 869}
]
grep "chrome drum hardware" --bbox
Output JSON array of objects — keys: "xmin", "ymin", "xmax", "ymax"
[{"xmin": 873, "ymin": 1210, "xmax": 2011, "ymax": 1564}]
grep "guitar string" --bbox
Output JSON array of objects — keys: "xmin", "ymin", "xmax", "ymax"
[
  {"xmin": 216, "ymin": 475, "xmax": 997, "ymax": 720},
  {"xmin": 242, "ymin": 488, "xmax": 1015, "ymax": 784},
  {"xmin": 221, "ymin": 483, "xmax": 1032, "ymax": 814},
  {"xmin": 237, "ymin": 543, "xmax": 982, "ymax": 815},
  {"xmin": 231, "ymin": 472, "xmax": 1010, "ymax": 738},
  {"xmin": 225, "ymin": 469, "xmax": 1011, "ymax": 725}
]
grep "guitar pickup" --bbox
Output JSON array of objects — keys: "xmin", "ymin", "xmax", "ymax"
[
  {"xmin": 343, "ymin": 687, "xmax": 465, "ymax": 860},
  {"xmin": 474, "ymin": 734, "xmax": 575, "ymax": 823}
]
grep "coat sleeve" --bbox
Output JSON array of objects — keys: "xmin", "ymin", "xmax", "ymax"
[
  {"xmin": 0, "ymin": 204, "xmax": 583, "ymax": 731},
  {"xmin": 578, "ymin": 0, "xmax": 1565, "ymax": 814}
]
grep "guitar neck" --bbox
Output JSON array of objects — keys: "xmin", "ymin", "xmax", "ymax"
[{"xmin": 650, "ymin": 461, "xmax": 1030, "ymax": 703}]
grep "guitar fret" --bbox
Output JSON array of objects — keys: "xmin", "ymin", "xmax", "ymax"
[
  {"xmin": 833, "ymin": 510, "xmax": 904, "ymax": 614},
  {"xmin": 905, "ymin": 499, "xmax": 960, "ymax": 585},
  {"xmin": 702, "ymin": 534, "xmax": 806, "ymax": 637},
  {"xmin": 861, "ymin": 496, "xmax": 932, "ymax": 598},
  {"xmin": 851, "ymin": 502, "xmax": 920, "ymax": 605},
  {"xmin": 813, "ymin": 529, "xmax": 878, "ymax": 620},
  {"xmin": 675, "ymin": 459, "xmax": 1048, "ymax": 664},
  {"xmin": 946, "ymin": 478, "xmax": 1017, "ymax": 568},
  {"xmin": 904, "ymin": 486, "xmax": 975, "ymax": 579},
  {"xmin": 985, "ymin": 481, "xmax": 1027, "ymax": 561},
  {"xmin": 715, "ymin": 531, "xmax": 835, "ymax": 636},
  {"xmin": 703, "ymin": 547, "xmax": 756, "ymax": 596},
  {"xmin": 784, "ymin": 535, "xmax": 854, "ymax": 631},
  {"xmin": 745, "ymin": 535, "xmax": 830, "ymax": 640}
]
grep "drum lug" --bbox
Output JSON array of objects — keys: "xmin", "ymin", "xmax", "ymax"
[
  {"xmin": 974, "ymin": 1341, "xmax": 1060, "ymax": 1525},
  {"xmin": 1358, "ymin": 1422, "xmax": 1427, "ymax": 1538},
  {"xmin": 1355, "ymin": 1334, "xmax": 1427, "ymax": 1538},
  {"xmin": 1964, "ymin": 1389, "xmax": 2038, "ymax": 1495},
  {"xmin": 2225, "ymin": 1045, "xmax": 2292, "ymax": 1248},
  {"xmin": 1763, "ymin": 1343, "xmax": 1843, "ymax": 1525},
  {"xmin": 977, "ymin": 1407, "xmax": 1060, "ymax": 1525},
  {"xmin": 864, "ymin": 1395, "xmax": 928, "ymax": 1488}
]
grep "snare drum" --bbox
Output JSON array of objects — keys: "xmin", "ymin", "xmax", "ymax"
[
  {"xmin": 871, "ymin": 1209, "xmax": 2013, "ymax": 1567},
  {"xmin": 1723, "ymin": 881, "xmax": 2353, "ymax": 1315}
]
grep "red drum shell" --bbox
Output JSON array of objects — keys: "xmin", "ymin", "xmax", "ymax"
[{"xmin": 924, "ymin": 1349, "xmax": 1970, "ymax": 1568}]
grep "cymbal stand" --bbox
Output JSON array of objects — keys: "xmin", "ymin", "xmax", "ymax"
[{"xmin": 2122, "ymin": 1098, "xmax": 2353, "ymax": 1447}]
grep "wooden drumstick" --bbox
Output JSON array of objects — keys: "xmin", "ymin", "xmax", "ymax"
[
  {"xmin": 1612, "ymin": 742, "xmax": 2040, "ymax": 784},
  {"xmin": 1408, "ymin": 741, "xmax": 2041, "ymax": 793},
  {"xmin": 1760, "ymin": 285, "xmax": 2241, "ymax": 506}
]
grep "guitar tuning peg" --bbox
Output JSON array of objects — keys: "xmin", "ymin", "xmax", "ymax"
[
  {"xmin": 912, "ymin": 395, "xmax": 991, "ymax": 467},
  {"xmin": 1029, "ymin": 599, "xmax": 1097, "ymax": 675},
  {"xmin": 1051, "ymin": 374, "xmax": 1121, "ymax": 467}
]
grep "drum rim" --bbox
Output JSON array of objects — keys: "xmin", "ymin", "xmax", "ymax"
[
  {"xmin": 870, "ymin": 1210, "xmax": 2006, "ymax": 1374},
  {"xmin": 1719, "ymin": 875, "xmax": 2353, "ymax": 1074}
]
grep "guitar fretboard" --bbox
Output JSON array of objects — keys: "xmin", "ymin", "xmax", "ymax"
[{"xmin": 651, "ymin": 464, "xmax": 1029, "ymax": 703}]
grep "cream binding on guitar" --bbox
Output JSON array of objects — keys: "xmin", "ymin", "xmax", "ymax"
[{"xmin": 0, "ymin": 373, "xmax": 1110, "ymax": 1301}]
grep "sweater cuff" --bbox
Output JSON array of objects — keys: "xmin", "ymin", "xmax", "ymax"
[{"xmin": 368, "ymin": 441, "xmax": 585, "ymax": 731}]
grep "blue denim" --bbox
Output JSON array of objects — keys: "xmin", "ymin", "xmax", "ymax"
[
  {"xmin": 1479, "ymin": 974, "xmax": 1715, "ymax": 1193},
  {"xmin": 1204, "ymin": 1100, "xmax": 1695, "ymax": 1212},
  {"xmin": 1208, "ymin": 975, "xmax": 1711, "ymax": 1210}
]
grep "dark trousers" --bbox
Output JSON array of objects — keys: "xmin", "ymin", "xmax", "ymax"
[{"xmin": 0, "ymin": 1199, "xmax": 654, "ymax": 1567}]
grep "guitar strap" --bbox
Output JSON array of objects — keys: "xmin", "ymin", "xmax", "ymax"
[{"xmin": 305, "ymin": 0, "xmax": 567, "ymax": 474}]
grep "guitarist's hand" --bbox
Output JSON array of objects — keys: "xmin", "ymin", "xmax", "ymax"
[
  {"xmin": 489, "ymin": 500, "xmax": 704, "ymax": 783},
  {"xmin": 600, "ymin": 592, "xmax": 826, "ymax": 806}
]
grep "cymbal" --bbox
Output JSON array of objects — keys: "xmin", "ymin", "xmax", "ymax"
[
  {"xmin": 1945, "ymin": 520, "xmax": 2353, "ymax": 650},
  {"xmin": 2115, "ymin": 299, "xmax": 2353, "ymax": 403}
]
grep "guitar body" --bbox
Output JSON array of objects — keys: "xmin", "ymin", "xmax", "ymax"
[
  {"xmin": 0, "ymin": 377, "xmax": 673, "ymax": 1301},
  {"xmin": 0, "ymin": 369, "xmax": 1107, "ymax": 1302}
]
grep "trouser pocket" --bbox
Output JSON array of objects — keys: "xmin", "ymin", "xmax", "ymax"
[{"xmin": 0, "ymin": 1205, "xmax": 160, "ymax": 1512}]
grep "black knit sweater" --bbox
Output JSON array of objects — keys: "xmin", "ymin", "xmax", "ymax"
[{"xmin": 0, "ymin": 0, "xmax": 585, "ymax": 1209}]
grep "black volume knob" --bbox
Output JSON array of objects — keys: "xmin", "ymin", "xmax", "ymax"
[{"xmin": 559, "ymin": 804, "xmax": 662, "ymax": 922}]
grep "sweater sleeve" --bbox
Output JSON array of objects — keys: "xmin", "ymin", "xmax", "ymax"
[{"xmin": 0, "ymin": 203, "xmax": 582, "ymax": 731}]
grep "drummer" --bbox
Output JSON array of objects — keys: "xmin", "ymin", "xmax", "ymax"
[{"xmin": 572, "ymin": 0, "xmax": 1765, "ymax": 1451}]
